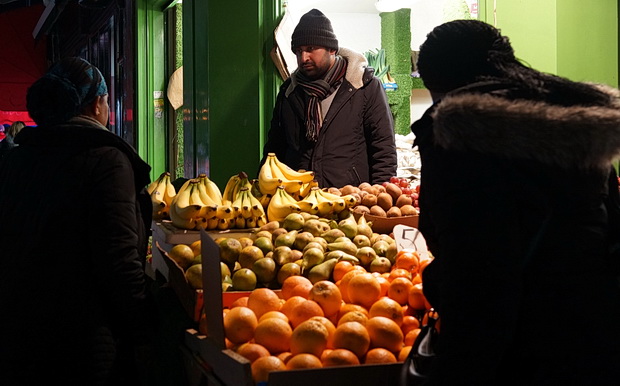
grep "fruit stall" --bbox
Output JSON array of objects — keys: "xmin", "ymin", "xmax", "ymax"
[{"xmin": 148, "ymin": 153, "xmax": 430, "ymax": 386}]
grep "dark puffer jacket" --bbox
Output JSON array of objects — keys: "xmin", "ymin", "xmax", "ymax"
[
  {"xmin": 0, "ymin": 116, "xmax": 156, "ymax": 385},
  {"xmin": 263, "ymin": 47, "xmax": 397, "ymax": 187},
  {"xmin": 411, "ymin": 80, "xmax": 620, "ymax": 385}
]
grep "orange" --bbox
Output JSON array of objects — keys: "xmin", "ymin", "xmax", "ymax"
[
  {"xmin": 320, "ymin": 349, "xmax": 333, "ymax": 362},
  {"xmin": 388, "ymin": 277, "xmax": 414, "ymax": 306},
  {"xmin": 247, "ymin": 288, "xmax": 282, "ymax": 319},
  {"xmin": 308, "ymin": 280, "xmax": 343, "ymax": 318},
  {"xmin": 332, "ymin": 260, "xmax": 355, "ymax": 282},
  {"xmin": 368, "ymin": 296, "xmax": 404, "ymax": 326},
  {"xmin": 404, "ymin": 328, "xmax": 421, "ymax": 346},
  {"xmin": 280, "ymin": 296, "xmax": 307, "ymax": 320},
  {"xmin": 408, "ymin": 282, "xmax": 431, "ymax": 311},
  {"xmin": 364, "ymin": 347, "xmax": 397, "ymax": 364},
  {"xmin": 259, "ymin": 310, "xmax": 289, "ymax": 323},
  {"xmin": 401, "ymin": 315, "xmax": 421, "ymax": 336},
  {"xmin": 376, "ymin": 275, "xmax": 390, "ymax": 297},
  {"xmin": 288, "ymin": 299, "xmax": 325, "ymax": 329},
  {"xmin": 281, "ymin": 275, "xmax": 312, "ymax": 300},
  {"xmin": 289, "ymin": 280, "xmax": 313, "ymax": 299},
  {"xmin": 347, "ymin": 273, "xmax": 382, "ymax": 309},
  {"xmin": 229, "ymin": 296, "xmax": 249, "ymax": 308},
  {"xmin": 338, "ymin": 269, "xmax": 366, "ymax": 303},
  {"xmin": 235, "ymin": 342, "xmax": 270, "ymax": 363},
  {"xmin": 412, "ymin": 273, "xmax": 422, "ymax": 284},
  {"xmin": 337, "ymin": 310, "xmax": 368, "ymax": 327},
  {"xmin": 223, "ymin": 306, "xmax": 258, "ymax": 344},
  {"xmin": 337, "ymin": 303, "xmax": 369, "ymax": 323},
  {"xmin": 418, "ymin": 257, "xmax": 432, "ymax": 277},
  {"xmin": 290, "ymin": 318, "xmax": 329, "ymax": 357},
  {"xmin": 394, "ymin": 250, "xmax": 419, "ymax": 273},
  {"xmin": 308, "ymin": 316, "xmax": 337, "ymax": 349},
  {"xmin": 332, "ymin": 321, "xmax": 371, "ymax": 358},
  {"xmin": 253, "ymin": 317, "xmax": 293, "ymax": 354},
  {"xmin": 388, "ymin": 268, "xmax": 413, "ymax": 282},
  {"xmin": 398, "ymin": 346, "xmax": 412, "ymax": 362},
  {"xmin": 366, "ymin": 316, "xmax": 404, "ymax": 353},
  {"xmin": 251, "ymin": 356, "xmax": 286, "ymax": 384},
  {"xmin": 276, "ymin": 351, "xmax": 293, "ymax": 364},
  {"xmin": 321, "ymin": 348, "xmax": 360, "ymax": 367},
  {"xmin": 286, "ymin": 353, "xmax": 323, "ymax": 369}
]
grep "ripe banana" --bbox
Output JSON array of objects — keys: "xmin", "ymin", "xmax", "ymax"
[
  {"xmin": 299, "ymin": 179, "xmax": 320, "ymax": 199},
  {"xmin": 149, "ymin": 173, "xmax": 168, "ymax": 220},
  {"xmin": 162, "ymin": 173, "xmax": 176, "ymax": 208},
  {"xmin": 197, "ymin": 173, "xmax": 223, "ymax": 205},
  {"xmin": 258, "ymin": 158, "xmax": 283, "ymax": 196},
  {"xmin": 246, "ymin": 189, "xmax": 267, "ymax": 218},
  {"xmin": 306, "ymin": 187, "xmax": 334, "ymax": 217},
  {"xmin": 195, "ymin": 183, "xmax": 218, "ymax": 218},
  {"xmin": 267, "ymin": 185, "xmax": 302, "ymax": 223},
  {"xmin": 215, "ymin": 204, "xmax": 234, "ymax": 220},
  {"xmin": 170, "ymin": 180, "xmax": 202, "ymax": 221},
  {"xmin": 169, "ymin": 199, "xmax": 198, "ymax": 230},
  {"xmin": 296, "ymin": 191, "xmax": 320, "ymax": 215},
  {"xmin": 267, "ymin": 152, "xmax": 315, "ymax": 184},
  {"xmin": 268, "ymin": 155, "xmax": 303, "ymax": 194},
  {"xmin": 222, "ymin": 173, "xmax": 241, "ymax": 204},
  {"xmin": 317, "ymin": 189, "xmax": 346, "ymax": 213}
]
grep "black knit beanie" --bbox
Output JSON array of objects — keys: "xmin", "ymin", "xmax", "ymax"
[{"xmin": 291, "ymin": 9, "xmax": 339, "ymax": 52}]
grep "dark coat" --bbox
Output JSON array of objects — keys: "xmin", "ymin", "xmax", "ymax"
[
  {"xmin": 263, "ymin": 47, "xmax": 397, "ymax": 187},
  {"xmin": 0, "ymin": 116, "xmax": 156, "ymax": 385},
  {"xmin": 411, "ymin": 80, "xmax": 620, "ymax": 385}
]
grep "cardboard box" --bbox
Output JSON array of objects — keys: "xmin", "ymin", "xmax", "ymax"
[
  {"xmin": 153, "ymin": 220, "xmax": 256, "ymax": 245},
  {"xmin": 184, "ymin": 229, "xmax": 404, "ymax": 386}
]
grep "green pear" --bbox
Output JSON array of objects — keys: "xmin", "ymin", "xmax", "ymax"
[
  {"xmin": 352, "ymin": 234, "xmax": 371, "ymax": 248},
  {"xmin": 307, "ymin": 258, "xmax": 339, "ymax": 284},
  {"xmin": 301, "ymin": 247, "xmax": 325, "ymax": 272},
  {"xmin": 272, "ymin": 245, "xmax": 296, "ymax": 266},
  {"xmin": 254, "ymin": 236, "xmax": 274, "ymax": 255},
  {"xmin": 321, "ymin": 228, "xmax": 346, "ymax": 243},
  {"xmin": 282, "ymin": 212, "xmax": 305, "ymax": 231},
  {"xmin": 356, "ymin": 215, "xmax": 373, "ymax": 238},
  {"xmin": 303, "ymin": 219, "xmax": 326, "ymax": 236},
  {"xmin": 293, "ymin": 231, "xmax": 315, "ymax": 251},
  {"xmin": 356, "ymin": 246, "xmax": 378, "ymax": 266},
  {"xmin": 259, "ymin": 220, "xmax": 281, "ymax": 232},
  {"xmin": 369, "ymin": 256, "xmax": 392, "ymax": 273},
  {"xmin": 253, "ymin": 257, "xmax": 277, "ymax": 285},
  {"xmin": 327, "ymin": 241, "xmax": 358, "ymax": 256},
  {"xmin": 325, "ymin": 250, "xmax": 359, "ymax": 264},
  {"xmin": 303, "ymin": 241, "xmax": 325, "ymax": 253},
  {"xmin": 338, "ymin": 216, "xmax": 358, "ymax": 239},
  {"xmin": 275, "ymin": 230, "xmax": 298, "ymax": 248},
  {"xmin": 372, "ymin": 240, "xmax": 390, "ymax": 257}
]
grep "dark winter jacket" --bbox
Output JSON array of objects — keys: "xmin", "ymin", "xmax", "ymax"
[
  {"xmin": 263, "ymin": 47, "xmax": 397, "ymax": 188},
  {"xmin": 0, "ymin": 134, "xmax": 16, "ymax": 159},
  {"xmin": 411, "ymin": 80, "xmax": 620, "ymax": 385},
  {"xmin": 0, "ymin": 116, "xmax": 156, "ymax": 385}
]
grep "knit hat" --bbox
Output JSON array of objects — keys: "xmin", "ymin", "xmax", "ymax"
[{"xmin": 291, "ymin": 9, "xmax": 339, "ymax": 52}]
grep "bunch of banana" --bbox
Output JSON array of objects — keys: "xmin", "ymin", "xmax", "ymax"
[
  {"xmin": 267, "ymin": 185, "xmax": 302, "ymax": 222},
  {"xmin": 258, "ymin": 153, "xmax": 315, "ymax": 196},
  {"xmin": 146, "ymin": 171, "xmax": 176, "ymax": 220},
  {"xmin": 169, "ymin": 179, "xmax": 203, "ymax": 230},
  {"xmin": 296, "ymin": 187, "xmax": 359, "ymax": 218},
  {"xmin": 231, "ymin": 186, "xmax": 268, "ymax": 229}
]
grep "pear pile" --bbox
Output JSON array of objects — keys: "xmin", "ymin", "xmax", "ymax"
[{"xmin": 214, "ymin": 211, "xmax": 397, "ymax": 292}]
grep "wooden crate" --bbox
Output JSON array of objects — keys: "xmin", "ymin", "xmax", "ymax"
[{"xmin": 184, "ymin": 229, "xmax": 405, "ymax": 386}]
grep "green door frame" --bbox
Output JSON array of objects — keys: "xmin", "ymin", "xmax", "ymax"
[{"xmin": 136, "ymin": 0, "xmax": 170, "ymax": 181}]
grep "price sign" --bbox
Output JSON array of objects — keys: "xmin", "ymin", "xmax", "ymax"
[{"xmin": 393, "ymin": 224, "xmax": 429, "ymax": 261}]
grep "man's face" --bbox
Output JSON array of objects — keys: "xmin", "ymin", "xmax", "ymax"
[{"xmin": 294, "ymin": 45, "xmax": 336, "ymax": 80}]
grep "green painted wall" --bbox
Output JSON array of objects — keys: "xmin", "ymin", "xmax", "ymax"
[
  {"xmin": 480, "ymin": 0, "xmax": 617, "ymax": 87},
  {"xmin": 183, "ymin": 0, "xmax": 281, "ymax": 188}
]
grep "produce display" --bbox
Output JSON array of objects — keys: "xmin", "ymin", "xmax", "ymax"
[{"xmin": 147, "ymin": 153, "xmax": 419, "ymax": 232}]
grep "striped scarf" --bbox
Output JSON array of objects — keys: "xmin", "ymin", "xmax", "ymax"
[{"xmin": 295, "ymin": 56, "xmax": 347, "ymax": 142}]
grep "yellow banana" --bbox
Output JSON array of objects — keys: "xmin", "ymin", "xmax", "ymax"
[
  {"xmin": 169, "ymin": 202, "xmax": 198, "ymax": 230},
  {"xmin": 206, "ymin": 216, "xmax": 219, "ymax": 230},
  {"xmin": 150, "ymin": 175, "xmax": 168, "ymax": 219},
  {"xmin": 306, "ymin": 187, "xmax": 333, "ymax": 217},
  {"xmin": 195, "ymin": 183, "xmax": 218, "ymax": 218},
  {"xmin": 162, "ymin": 173, "xmax": 176, "ymax": 209},
  {"xmin": 231, "ymin": 187, "xmax": 245, "ymax": 217},
  {"xmin": 255, "ymin": 215, "xmax": 267, "ymax": 227},
  {"xmin": 317, "ymin": 189, "xmax": 346, "ymax": 213},
  {"xmin": 299, "ymin": 179, "xmax": 320, "ymax": 199},
  {"xmin": 267, "ymin": 186, "xmax": 302, "ymax": 222},
  {"xmin": 258, "ymin": 158, "xmax": 283, "ymax": 196},
  {"xmin": 246, "ymin": 189, "xmax": 266, "ymax": 218},
  {"xmin": 240, "ymin": 188, "xmax": 254, "ymax": 219},
  {"xmin": 171, "ymin": 180, "xmax": 202, "ymax": 220},
  {"xmin": 268, "ymin": 155, "xmax": 302, "ymax": 194},
  {"xmin": 245, "ymin": 216, "xmax": 258, "ymax": 229},
  {"xmin": 296, "ymin": 191, "xmax": 320, "ymax": 215},
  {"xmin": 217, "ymin": 218, "xmax": 233, "ymax": 230},
  {"xmin": 215, "ymin": 204, "xmax": 234, "ymax": 220},
  {"xmin": 268, "ymin": 152, "xmax": 315, "ymax": 184},
  {"xmin": 146, "ymin": 171, "xmax": 168, "ymax": 195},
  {"xmin": 258, "ymin": 193, "xmax": 272, "ymax": 209},
  {"xmin": 234, "ymin": 215, "xmax": 247, "ymax": 229},
  {"xmin": 222, "ymin": 173, "xmax": 241, "ymax": 204},
  {"xmin": 197, "ymin": 173, "xmax": 223, "ymax": 205}
]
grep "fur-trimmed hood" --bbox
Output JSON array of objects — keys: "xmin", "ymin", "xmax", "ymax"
[
  {"xmin": 286, "ymin": 47, "xmax": 369, "ymax": 96},
  {"xmin": 432, "ymin": 83, "xmax": 620, "ymax": 170}
]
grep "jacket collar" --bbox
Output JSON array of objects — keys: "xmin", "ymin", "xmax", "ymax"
[
  {"xmin": 431, "ymin": 82, "xmax": 620, "ymax": 171},
  {"xmin": 286, "ymin": 47, "xmax": 368, "ymax": 97}
]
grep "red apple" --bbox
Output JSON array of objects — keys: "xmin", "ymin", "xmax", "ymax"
[{"xmin": 390, "ymin": 176, "xmax": 400, "ymax": 184}]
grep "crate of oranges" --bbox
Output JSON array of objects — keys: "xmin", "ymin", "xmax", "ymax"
[{"xmin": 182, "ymin": 227, "xmax": 436, "ymax": 385}]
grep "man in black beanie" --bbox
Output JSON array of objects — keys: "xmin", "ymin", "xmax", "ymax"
[{"xmin": 261, "ymin": 9, "xmax": 397, "ymax": 188}]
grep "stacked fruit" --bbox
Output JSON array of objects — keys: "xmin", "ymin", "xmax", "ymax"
[
  {"xmin": 216, "ymin": 247, "xmax": 435, "ymax": 384},
  {"xmin": 344, "ymin": 180, "xmax": 420, "ymax": 218},
  {"xmin": 168, "ymin": 172, "xmax": 268, "ymax": 231},
  {"xmin": 146, "ymin": 172, "xmax": 176, "ymax": 220}
]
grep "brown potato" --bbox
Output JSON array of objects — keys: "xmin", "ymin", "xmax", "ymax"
[
  {"xmin": 361, "ymin": 193, "xmax": 378, "ymax": 207},
  {"xmin": 386, "ymin": 206, "xmax": 402, "ymax": 218},
  {"xmin": 400, "ymin": 204, "xmax": 419, "ymax": 216},
  {"xmin": 369, "ymin": 205, "xmax": 387, "ymax": 217},
  {"xmin": 395, "ymin": 194, "xmax": 413, "ymax": 208},
  {"xmin": 376, "ymin": 192, "xmax": 393, "ymax": 211},
  {"xmin": 384, "ymin": 183, "xmax": 403, "ymax": 201}
]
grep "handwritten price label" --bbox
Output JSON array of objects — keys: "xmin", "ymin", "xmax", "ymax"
[{"xmin": 393, "ymin": 224, "xmax": 429, "ymax": 261}]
